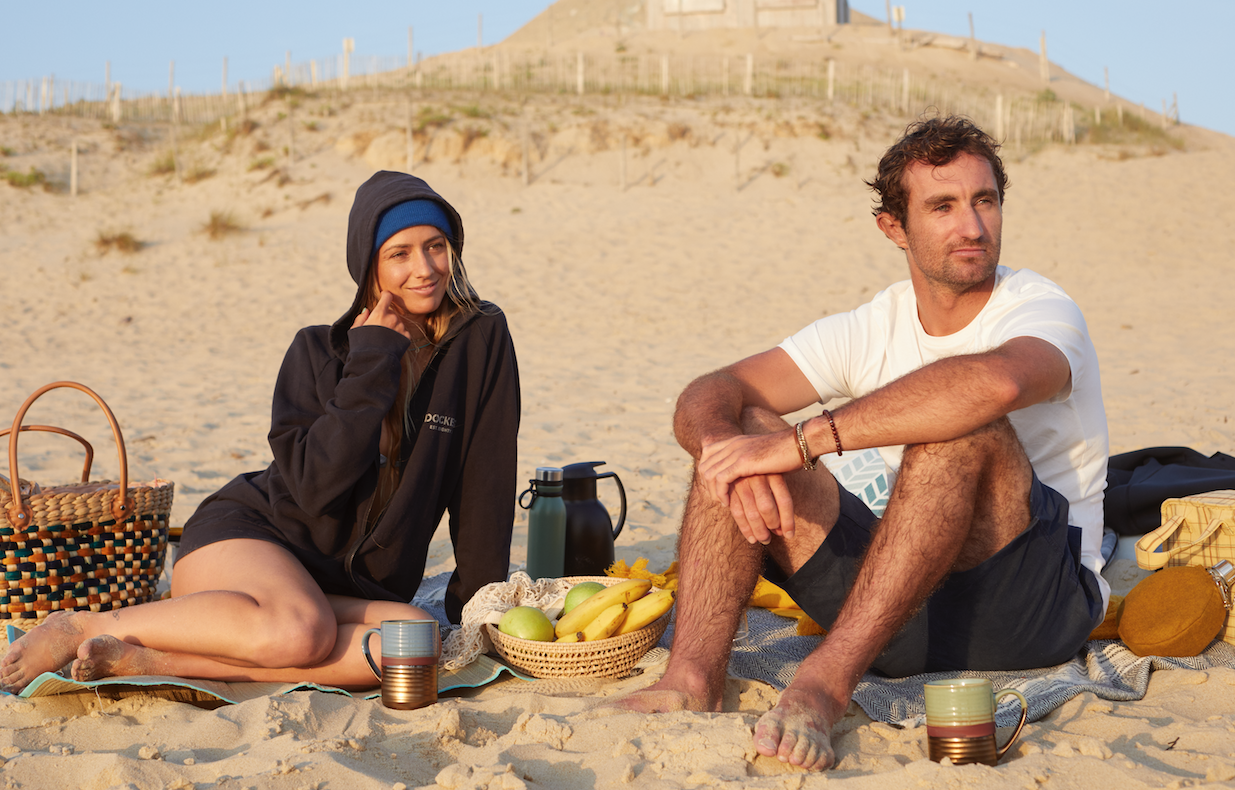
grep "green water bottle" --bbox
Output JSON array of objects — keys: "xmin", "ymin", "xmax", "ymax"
[{"xmin": 520, "ymin": 467, "xmax": 566, "ymax": 580}]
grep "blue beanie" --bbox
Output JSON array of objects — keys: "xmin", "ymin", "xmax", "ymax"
[{"xmin": 372, "ymin": 200, "xmax": 454, "ymax": 257}]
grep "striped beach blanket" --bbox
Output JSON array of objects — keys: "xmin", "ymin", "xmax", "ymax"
[{"xmin": 721, "ymin": 607, "xmax": 1235, "ymax": 728}]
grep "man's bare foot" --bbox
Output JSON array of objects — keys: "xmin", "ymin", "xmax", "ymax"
[
  {"xmin": 753, "ymin": 685, "xmax": 843, "ymax": 771},
  {"xmin": 0, "ymin": 612, "xmax": 91, "ymax": 693},
  {"xmin": 72, "ymin": 635, "xmax": 162, "ymax": 681},
  {"xmin": 604, "ymin": 677, "xmax": 721, "ymax": 714}
]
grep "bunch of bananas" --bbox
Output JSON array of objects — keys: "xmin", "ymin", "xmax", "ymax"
[
  {"xmin": 554, "ymin": 579, "xmax": 675, "ymax": 643},
  {"xmin": 606, "ymin": 558, "xmax": 679, "ymax": 590},
  {"xmin": 607, "ymin": 557, "xmax": 825, "ymax": 638}
]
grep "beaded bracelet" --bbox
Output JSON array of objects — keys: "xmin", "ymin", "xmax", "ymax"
[{"xmin": 821, "ymin": 409, "xmax": 843, "ymax": 457}]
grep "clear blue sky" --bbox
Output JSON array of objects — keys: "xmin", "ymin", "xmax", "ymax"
[{"xmin": 2, "ymin": 1, "xmax": 1231, "ymax": 137}]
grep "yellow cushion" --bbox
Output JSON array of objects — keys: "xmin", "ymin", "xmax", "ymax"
[{"xmin": 1118, "ymin": 565, "xmax": 1226, "ymax": 657}]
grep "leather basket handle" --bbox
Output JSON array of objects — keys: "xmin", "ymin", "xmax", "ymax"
[
  {"xmin": 0, "ymin": 425, "xmax": 95, "ymax": 485},
  {"xmin": 5, "ymin": 382, "xmax": 132, "ymax": 527}
]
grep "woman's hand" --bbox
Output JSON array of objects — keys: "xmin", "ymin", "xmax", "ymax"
[{"xmin": 352, "ymin": 292, "xmax": 413, "ymax": 341}]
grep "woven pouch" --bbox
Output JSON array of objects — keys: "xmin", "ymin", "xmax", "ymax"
[
  {"xmin": 1135, "ymin": 490, "xmax": 1235, "ymax": 646},
  {"xmin": 1, "ymin": 382, "xmax": 173, "ymax": 626}
]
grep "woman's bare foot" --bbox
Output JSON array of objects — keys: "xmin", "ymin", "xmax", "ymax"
[
  {"xmin": 0, "ymin": 612, "xmax": 91, "ymax": 692},
  {"xmin": 752, "ymin": 684, "xmax": 843, "ymax": 771},
  {"xmin": 72, "ymin": 635, "xmax": 162, "ymax": 681}
]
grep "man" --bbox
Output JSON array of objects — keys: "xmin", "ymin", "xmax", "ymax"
[{"xmin": 618, "ymin": 116, "xmax": 1108, "ymax": 771}]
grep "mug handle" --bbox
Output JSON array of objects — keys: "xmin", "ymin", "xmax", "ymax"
[
  {"xmin": 994, "ymin": 688, "xmax": 1029, "ymax": 761},
  {"xmin": 361, "ymin": 627, "xmax": 382, "ymax": 681}
]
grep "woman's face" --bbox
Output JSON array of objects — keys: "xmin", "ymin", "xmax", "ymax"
[{"xmin": 373, "ymin": 225, "xmax": 451, "ymax": 325}]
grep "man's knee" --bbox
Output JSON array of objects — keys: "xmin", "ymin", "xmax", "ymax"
[
  {"xmin": 739, "ymin": 406, "xmax": 791, "ymax": 436},
  {"xmin": 901, "ymin": 416, "xmax": 1026, "ymax": 471}
]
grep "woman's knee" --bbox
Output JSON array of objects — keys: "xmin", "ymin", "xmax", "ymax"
[{"xmin": 249, "ymin": 606, "xmax": 338, "ymax": 667}]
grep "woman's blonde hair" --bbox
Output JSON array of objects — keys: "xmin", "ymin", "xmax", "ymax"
[{"xmin": 363, "ymin": 239, "xmax": 490, "ymax": 521}]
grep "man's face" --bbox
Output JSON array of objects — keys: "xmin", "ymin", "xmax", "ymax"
[{"xmin": 882, "ymin": 152, "xmax": 1003, "ymax": 294}]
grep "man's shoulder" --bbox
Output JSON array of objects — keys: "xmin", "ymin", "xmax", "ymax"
[{"xmin": 993, "ymin": 266, "xmax": 1072, "ymax": 300}]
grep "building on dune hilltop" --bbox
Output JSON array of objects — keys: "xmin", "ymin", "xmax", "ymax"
[{"xmin": 648, "ymin": 0, "xmax": 850, "ymax": 31}]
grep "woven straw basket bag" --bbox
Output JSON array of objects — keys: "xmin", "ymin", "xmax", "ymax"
[
  {"xmin": 0, "ymin": 382, "xmax": 174, "ymax": 629},
  {"xmin": 1135, "ymin": 490, "xmax": 1235, "ymax": 645}
]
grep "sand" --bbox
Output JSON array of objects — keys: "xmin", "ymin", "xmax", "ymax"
[{"xmin": 2, "ymin": 14, "xmax": 1235, "ymax": 789}]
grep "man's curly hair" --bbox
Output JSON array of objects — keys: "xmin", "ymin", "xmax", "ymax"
[{"xmin": 866, "ymin": 116, "xmax": 1009, "ymax": 226}]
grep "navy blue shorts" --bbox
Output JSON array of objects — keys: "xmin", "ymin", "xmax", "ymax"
[{"xmin": 775, "ymin": 474, "xmax": 1105, "ymax": 676}]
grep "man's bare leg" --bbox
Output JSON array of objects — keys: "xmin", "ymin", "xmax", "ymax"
[
  {"xmin": 753, "ymin": 418, "xmax": 1034, "ymax": 769},
  {"xmin": 616, "ymin": 408, "xmax": 838, "ymax": 714}
]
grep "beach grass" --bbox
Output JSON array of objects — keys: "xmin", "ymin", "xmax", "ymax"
[
  {"xmin": 148, "ymin": 151, "xmax": 176, "ymax": 176},
  {"xmin": 95, "ymin": 230, "xmax": 144, "ymax": 255},
  {"xmin": 1, "ymin": 165, "xmax": 47, "ymax": 189},
  {"xmin": 203, "ymin": 210, "xmax": 243, "ymax": 240}
]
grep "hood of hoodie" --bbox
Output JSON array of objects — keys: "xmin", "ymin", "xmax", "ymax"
[{"xmin": 329, "ymin": 171, "xmax": 466, "ymax": 357}]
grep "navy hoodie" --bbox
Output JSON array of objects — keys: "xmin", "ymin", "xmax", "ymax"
[{"xmin": 180, "ymin": 171, "xmax": 520, "ymax": 622}]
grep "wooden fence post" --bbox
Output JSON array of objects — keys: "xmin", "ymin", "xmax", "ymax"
[
  {"xmin": 827, "ymin": 59, "xmax": 835, "ymax": 102},
  {"xmin": 620, "ymin": 133, "xmax": 627, "ymax": 191},
  {"xmin": 111, "ymin": 82, "xmax": 121, "ymax": 123},
  {"xmin": 406, "ymin": 99, "xmax": 414, "ymax": 172},
  {"xmin": 661, "ymin": 55, "xmax": 669, "ymax": 96},
  {"xmin": 744, "ymin": 54, "xmax": 753, "ymax": 96},
  {"xmin": 171, "ymin": 87, "xmax": 182, "ymax": 180},
  {"xmin": 343, "ymin": 38, "xmax": 354, "ymax": 90},
  {"xmin": 1103, "ymin": 67, "xmax": 1110, "ymax": 103},
  {"xmin": 968, "ymin": 12, "xmax": 977, "ymax": 60},
  {"xmin": 222, "ymin": 57, "xmax": 228, "ymax": 98},
  {"xmin": 1038, "ymin": 31, "xmax": 1049, "ymax": 84},
  {"xmin": 408, "ymin": 26, "xmax": 414, "ymax": 69},
  {"xmin": 522, "ymin": 108, "xmax": 530, "ymax": 187},
  {"xmin": 577, "ymin": 52, "xmax": 584, "ymax": 95}
]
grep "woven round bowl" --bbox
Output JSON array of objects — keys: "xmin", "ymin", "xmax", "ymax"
[{"xmin": 486, "ymin": 575, "xmax": 672, "ymax": 679}]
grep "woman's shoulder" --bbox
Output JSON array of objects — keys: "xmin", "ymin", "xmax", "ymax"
[
  {"xmin": 279, "ymin": 326, "xmax": 344, "ymax": 378},
  {"xmin": 451, "ymin": 303, "xmax": 512, "ymax": 339}
]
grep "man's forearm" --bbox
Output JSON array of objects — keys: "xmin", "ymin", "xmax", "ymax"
[{"xmin": 802, "ymin": 338, "xmax": 1069, "ymax": 457}]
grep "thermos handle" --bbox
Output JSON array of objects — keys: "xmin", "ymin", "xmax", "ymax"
[
  {"xmin": 361, "ymin": 627, "xmax": 383, "ymax": 681},
  {"xmin": 597, "ymin": 472, "xmax": 627, "ymax": 540}
]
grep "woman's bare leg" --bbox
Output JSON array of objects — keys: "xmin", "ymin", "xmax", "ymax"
[
  {"xmin": 0, "ymin": 539, "xmax": 426, "ymax": 691},
  {"xmin": 71, "ymin": 595, "xmax": 430, "ymax": 689}
]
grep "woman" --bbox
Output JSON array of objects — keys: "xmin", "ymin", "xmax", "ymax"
[{"xmin": 0, "ymin": 172, "xmax": 520, "ymax": 691}]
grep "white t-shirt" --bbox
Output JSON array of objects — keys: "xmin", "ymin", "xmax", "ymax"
[{"xmin": 779, "ymin": 266, "xmax": 1110, "ymax": 607}]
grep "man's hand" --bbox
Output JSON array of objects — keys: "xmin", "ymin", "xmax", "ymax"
[{"xmin": 698, "ymin": 430, "xmax": 804, "ymax": 544}]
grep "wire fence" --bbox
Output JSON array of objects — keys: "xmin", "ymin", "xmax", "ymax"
[{"xmin": 3, "ymin": 50, "xmax": 1174, "ymax": 146}]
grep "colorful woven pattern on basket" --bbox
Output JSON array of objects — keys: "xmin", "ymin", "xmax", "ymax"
[{"xmin": 0, "ymin": 482, "xmax": 173, "ymax": 621}]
